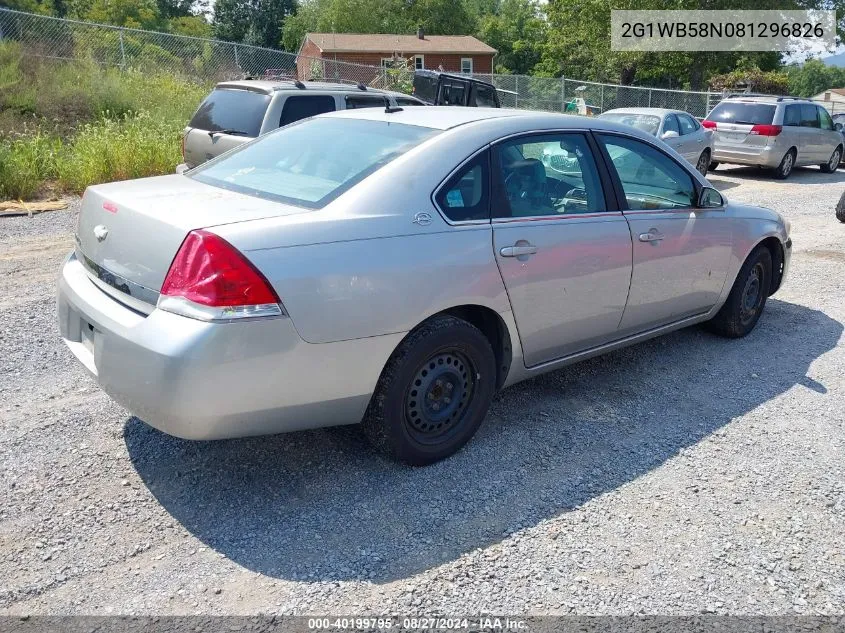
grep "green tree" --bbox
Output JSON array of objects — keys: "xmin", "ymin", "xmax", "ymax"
[
  {"xmin": 408, "ymin": 0, "xmax": 476, "ymax": 36},
  {"xmin": 0, "ymin": 0, "xmax": 56, "ymax": 14},
  {"xmin": 786, "ymin": 58, "xmax": 845, "ymax": 97},
  {"xmin": 214, "ymin": 0, "xmax": 296, "ymax": 47},
  {"xmin": 79, "ymin": 0, "xmax": 164, "ymax": 29},
  {"xmin": 477, "ymin": 0, "xmax": 546, "ymax": 74},
  {"xmin": 169, "ymin": 15, "xmax": 212, "ymax": 37}
]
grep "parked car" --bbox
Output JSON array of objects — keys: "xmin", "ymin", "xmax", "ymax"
[
  {"xmin": 599, "ymin": 107, "xmax": 714, "ymax": 176},
  {"xmin": 833, "ymin": 113, "xmax": 845, "ymax": 163},
  {"xmin": 412, "ymin": 70, "xmax": 500, "ymax": 107},
  {"xmin": 58, "ymin": 108, "xmax": 791, "ymax": 465},
  {"xmin": 704, "ymin": 95, "xmax": 843, "ymax": 179},
  {"xmin": 837, "ymin": 189, "xmax": 845, "ymax": 223},
  {"xmin": 177, "ymin": 79, "xmax": 425, "ymax": 172}
]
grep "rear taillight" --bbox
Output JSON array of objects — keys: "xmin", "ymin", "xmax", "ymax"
[
  {"xmin": 749, "ymin": 124, "xmax": 782, "ymax": 137},
  {"xmin": 702, "ymin": 120, "xmax": 717, "ymax": 129},
  {"xmin": 158, "ymin": 230, "xmax": 284, "ymax": 321}
]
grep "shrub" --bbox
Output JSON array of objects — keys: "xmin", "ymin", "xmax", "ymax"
[
  {"xmin": 55, "ymin": 112, "xmax": 181, "ymax": 192},
  {"xmin": 0, "ymin": 133, "xmax": 62, "ymax": 200}
]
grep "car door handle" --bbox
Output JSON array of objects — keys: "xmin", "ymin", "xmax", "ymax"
[
  {"xmin": 639, "ymin": 231, "xmax": 665, "ymax": 243},
  {"xmin": 500, "ymin": 244, "xmax": 538, "ymax": 257}
]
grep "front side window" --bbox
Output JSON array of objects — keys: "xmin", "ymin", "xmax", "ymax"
[
  {"xmin": 800, "ymin": 104, "xmax": 820, "ymax": 128},
  {"xmin": 461, "ymin": 58, "xmax": 473, "ymax": 74},
  {"xmin": 597, "ymin": 134, "xmax": 696, "ymax": 211},
  {"xmin": 469, "ymin": 83, "xmax": 497, "ymax": 107},
  {"xmin": 191, "ymin": 118, "xmax": 439, "ymax": 208},
  {"xmin": 280, "ymin": 95, "xmax": 336, "ymax": 127},
  {"xmin": 435, "ymin": 152, "xmax": 489, "ymax": 222},
  {"xmin": 495, "ymin": 133, "xmax": 606, "ymax": 217},
  {"xmin": 662, "ymin": 114, "xmax": 680, "ymax": 135},
  {"xmin": 345, "ymin": 95, "xmax": 385, "ymax": 110},
  {"xmin": 818, "ymin": 107, "xmax": 834, "ymax": 130},
  {"xmin": 677, "ymin": 114, "xmax": 699, "ymax": 135}
]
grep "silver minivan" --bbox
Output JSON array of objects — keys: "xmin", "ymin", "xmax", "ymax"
[
  {"xmin": 177, "ymin": 80, "xmax": 425, "ymax": 172},
  {"xmin": 705, "ymin": 96, "xmax": 843, "ymax": 179}
]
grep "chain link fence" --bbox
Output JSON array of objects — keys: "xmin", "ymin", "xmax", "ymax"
[{"xmin": 3, "ymin": 7, "xmax": 845, "ymax": 119}]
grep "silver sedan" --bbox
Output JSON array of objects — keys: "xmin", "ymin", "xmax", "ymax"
[
  {"xmin": 599, "ymin": 107, "xmax": 714, "ymax": 176},
  {"xmin": 57, "ymin": 107, "xmax": 791, "ymax": 465}
]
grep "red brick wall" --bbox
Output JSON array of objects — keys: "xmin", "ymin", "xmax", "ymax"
[{"xmin": 296, "ymin": 39, "xmax": 494, "ymax": 80}]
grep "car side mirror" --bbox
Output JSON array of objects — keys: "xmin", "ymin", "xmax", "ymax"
[
  {"xmin": 698, "ymin": 186, "xmax": 724, "ymax": 209},
  {"xmin": 835, "ymin": 122, "xmax": 843, "ymax": 132},
  {"xmin": 661, "ymin": 130, "xmax": 679, "ymax": 140}
]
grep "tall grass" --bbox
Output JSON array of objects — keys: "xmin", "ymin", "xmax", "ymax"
[{"xmin": 0, "ymin": 41, "xmax": 209, "ymax": 200}]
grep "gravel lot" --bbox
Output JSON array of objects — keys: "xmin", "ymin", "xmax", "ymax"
[{"xmin": 1, "ymin": 165, "xmax": 844, "ymax": 616}]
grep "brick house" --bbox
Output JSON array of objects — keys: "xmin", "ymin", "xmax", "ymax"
[{"xmin": 296, "ymin": 30, "xmax": 496, "ymax": 84}]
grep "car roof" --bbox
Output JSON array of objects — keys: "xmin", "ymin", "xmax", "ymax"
[
  {"xmin": 319, "ymin": 106, "xmax": 654, "ymax": 135},
  {"xmin": 717, "ymin": 95, "xmax": 813, "ymax": 105},
  {"xmin": 602, "ymin": 107, "xmax": 680, "ymax": 117},
  {"xmin": 215, "ymin": 79, "xmax": 401, "ymax": 96}
]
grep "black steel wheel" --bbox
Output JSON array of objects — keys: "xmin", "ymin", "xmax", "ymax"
[
  {"xmin": 705, "ymin": 245, "xmax": 772, "ymax": 338},
  {"xmin": 362, "ymin": 315, "xmax": 496, "ymax": 465}
]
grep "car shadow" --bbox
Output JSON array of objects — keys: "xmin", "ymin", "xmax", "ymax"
[
  {"xmin": 712, "ymin": 164, "xmax": 845, "ymax": 184},
  {"xmin": 125, "ymin": 299, "xmax": 842, "ymax": 583},
  {"xmin": 706, "ymin": 178, "xmax": 741, "ymax": 191}
]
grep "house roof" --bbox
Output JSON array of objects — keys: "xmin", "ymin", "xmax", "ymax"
[
  {"xmin": 305, "ymin": 33, "xmax": 496, "ymax": 55},
  {"xmin": 814, "ymin": 87, "xmax": 845, "ymax": 98}
]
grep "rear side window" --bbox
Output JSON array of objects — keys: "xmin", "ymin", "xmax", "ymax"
[
  {"xmin": 189, "ymin": 88, "xmax": 271, "ymax": 137},
  {"xmin": 784, "ymin": 104, "xmax": 801, "ymax": 126},
  {"xmin": 435, "ymin": 152, "xmax": 490, "ymax": 222},
  {"xmin": 280, "ymin": 95, "xmax": 336, "ymax": 126},
  {"xmin": 440, "ymin": 82, "xmax": 467, "ymax": 106},
  {"xmin": 800, "ymin": 104, "xmax": 819, "ymax": 128},
  {"xmin": 345, "ymin": 95, "xmax": 386, "ymax": 109},
  {"xmin": 663, "ymin": 114, "xmax": 680, "ymax": 135},
  {"xmin": 707, "ymin": 102, "xmax": 776, "ymax": 125}
]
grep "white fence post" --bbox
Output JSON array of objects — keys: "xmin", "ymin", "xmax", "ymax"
[{"xmin": 119, "ymin": 28, "xmax": 126, "ymax": 68}]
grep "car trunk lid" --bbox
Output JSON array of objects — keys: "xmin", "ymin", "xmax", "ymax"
[{"xmin": 76, "ymin": 175, "xmax": 308, "ymax": 305}]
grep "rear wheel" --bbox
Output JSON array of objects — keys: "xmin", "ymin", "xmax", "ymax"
[
  {"xmin": 773, "ymin": 149, "xmax": 795, "ymax": 179},
  {"xmin": 705, "ymin": 246, "xmax": 772, "ymax": 338},
  {"xmin": 362, "ymin": 315, "xmax": 496, "ymax": 465},
  {"xmin": 820, "ymin": 146, "xmax": 842, "ymax": 173},
  {"xmin": 696, "ymin": 150, "xmax": 710, "ymax": 177}
]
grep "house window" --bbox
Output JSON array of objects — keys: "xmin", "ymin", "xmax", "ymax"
[
  {"xmin": 461, "ymin": 58, "xmax": 473, "ymax": 74},
  {"xmin": 381, "ymin": 58, "xmax": 393, "ymax": 67},
  {"xmin": 415, "ymin": 55, "xmax": 424, "ymax": 70}
]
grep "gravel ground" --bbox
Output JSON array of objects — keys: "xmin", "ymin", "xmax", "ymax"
[{"xmin": 1, "ymin": 165, "xmax": 844, "ymax": 616}]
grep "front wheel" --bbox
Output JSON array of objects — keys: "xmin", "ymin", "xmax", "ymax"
[
  {"xmin": 705, "ymin": 246, "xmax": 773, "ymax": 338},
  {"xmin": 820, "ymin": 147, "xmax": 842, "ymax": 174},
  {"xmin": 696, "ymin": 150, "xmax": 711, "ymax": 177},
  {"xmin": 362, "ymin": 315, "xmax": 496, "ymax": 465}
]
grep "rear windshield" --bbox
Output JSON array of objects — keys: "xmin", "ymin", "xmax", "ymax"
[
  {"xmin": 706, "ymin": 102, "xmax": 776, "ymax": 125},
  {"xmin": 601, "ymin": 113, "xmax": 661, "ymax": 136},
  {"xmin": 190, "ymin": 118, "xmax": 439, "ymax": 208},
  {"xmin": 189, "ymin": 88, "xmax": 271, "ymax": 137}
]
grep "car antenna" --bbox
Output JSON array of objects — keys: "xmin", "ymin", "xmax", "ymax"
[
  {"xmin": 383, "ymin": 95, "xmax": 403, "ymax": 113},
  {"xmin": 293, "ymin": 80, "xmax": 306, "ymax": 89}
]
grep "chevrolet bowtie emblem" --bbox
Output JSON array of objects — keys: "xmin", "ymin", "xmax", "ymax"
[{"xmin": 93, "ymin": 225, "xmax": 109, "ymax": 242}]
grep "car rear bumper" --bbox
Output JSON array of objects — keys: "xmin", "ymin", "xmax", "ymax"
[
  {"xmin": 57, "ymin": 252, "xmax": 403, "ymax": 440},
  {"xmin": 712, "ymin": 144, "xmax": 782, "ymax": 168}
]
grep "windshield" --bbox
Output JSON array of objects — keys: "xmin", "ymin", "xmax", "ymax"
[
  {"xmin": 601, "ymin": 113, "xmax": 661, "ymax": 136},
  {"xmin": 190, "ymin": 118, "xmax": 439, "ymax": 208},
  {"xmin": 706, "ymin": 102, "xmax": 776, "ymax": 125}
]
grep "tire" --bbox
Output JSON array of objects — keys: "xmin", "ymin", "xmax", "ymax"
[
  {"xmin": 836, "ymin": 189, "xmax": 845, "ymax": 223},
  {"xmin": 820, "ymin": 146, "xmax": 842, "ymax": 173},
  {"xmin": 708, "ymin": 161, "xmax": 720, "ymax": 172},
  {"xmin": 696, "ymin": 150, "xmax": 711, "ymax": 177},
  {"xmin": 361, "ymin": 315, "xmax": 496, "ymax": 465},
  {"xmin": 705, "ymin": 246, "xmax": 773, "ymax": 338},
  {"xmin": 773, "ymin": 149, "xmax": 796, "ymax": 180}
]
